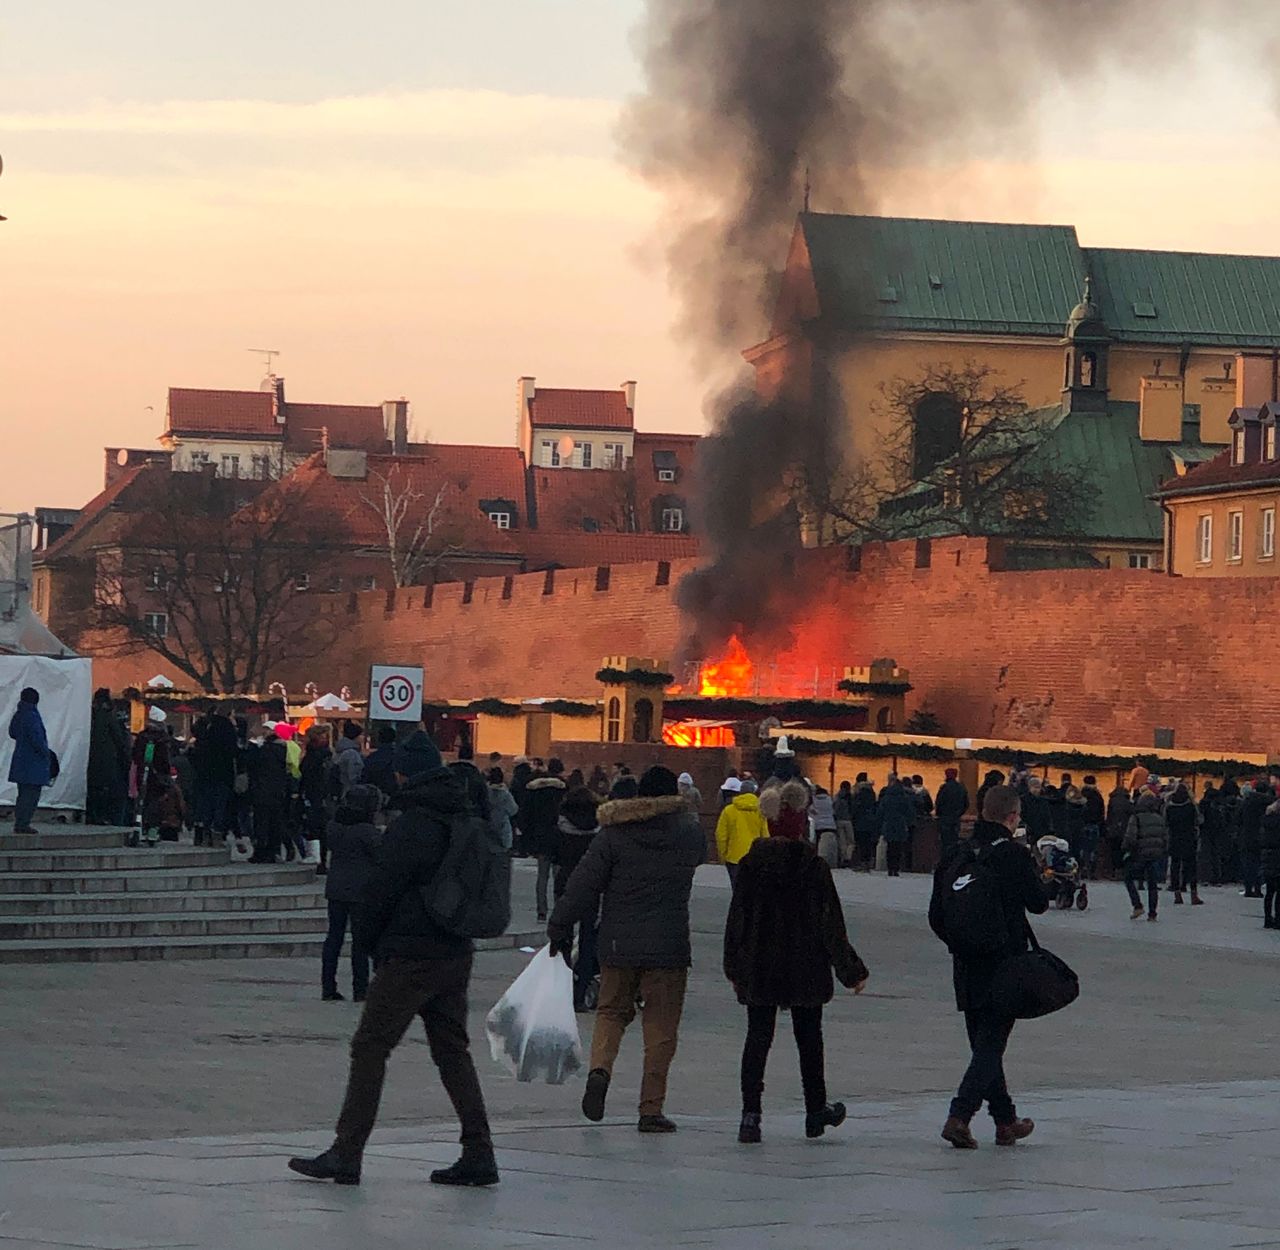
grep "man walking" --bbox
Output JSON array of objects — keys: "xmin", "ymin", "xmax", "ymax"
[
  {"xmin": 8, "ymin": 687, "xmax": 52, "ymax": 834},
  {"xmin": 548, "ymin": 766, "xmax": 705, "ymax": 1133},
  {"xmin": 289, "ymin": 737, "xmax": 499, "ymax": 1187},
  {"xmin": 929, "ymin": 785, "xmax": 1047, "ymax": 1149},
  {"xmin": 935, "ymin": 768, "xmax": 969, "ymax": 856},
  {"xmin": 191, "ymin": 703, "xmax": 238, "ymax": 848}
]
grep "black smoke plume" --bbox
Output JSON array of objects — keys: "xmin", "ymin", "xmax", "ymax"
[{"xmin": 623, "ymin": 0, "xmax": 1277, "ymax": 659}]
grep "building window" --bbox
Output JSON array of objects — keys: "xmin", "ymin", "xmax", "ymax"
[
  {"xmin": 251, "ymin": 453, "xmax": 273, "ymax": 479},
  {"xmin": 540, "ymin": 440, "xmax": 560, "ymax": 468},
  {"xmin": 1127, "ymin": 552, "xmax": 1152, "ymax": 570},
  {"xmin": 143, "ymin": 612, "xmax": 168, "ymax": 638},
  {"xmin": 146, "ymin": 567, "xmax": 163, "ymax": 590},
  {"xmin": 1264, "ymin": 508, "xmax": 1276, "ymax": 559},
  {"xmin": 1233, "ymin": 429, "xmax": 1246, "ymax": 466},
  {"xmin": 912, "ymin": 392, "xmax": 964, "ymax": 478},
  {"xmin": 572, "ymin": 442, "xmax": 592, "ymax": 469},
  {"xmin": 294, "ymin": 573, "xmax": 310, "ymax": 591},
  {"xmin": 604, "ymin": 442, "xmax": 624, "ymax": 468},
  {"xmin": 358, "ymin": 575, "xmax": 376, "ymax": 591},
  {"xmin": 1197, "ymin": 515, "xmax": 1213, "ymax": 564},
  {"xmin": 1228, "ymin": 510, "xmax": 1243, "ymax": 561},
  {"xmin": 33, "ymin": 577, "xmax": 45, "ymax": 613},
  {"xmin": 489, "ymin": 511, "xmax": 512, "ymax": 530},
  {"xmin": 661, "ymin": 507, "xmax": 684, "ymax": 532},
  {"xmin": 327, "ymin": 574, "xmax": 342, "ymax": 592},
  {"xmin": 605, "ymin": 696, "xmax": 621, "ymax": 744},
  {"xmin": 213, "ymin": 570, "xmax": 231, "ymax": 594},
  {"xmin": 189, "ymin": 450, "xmax": 210, "ymax": 469},
  {"xmin": 657, "ymin": 468, "xmax": 676, "ymax": 483},
  {"xmin": 220, "ymin": 453, "xmax": 240, "ymax": 478}
]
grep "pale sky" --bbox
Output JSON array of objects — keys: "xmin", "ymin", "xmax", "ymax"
[{"xmin": 6, "ymin": 5, "xmax": 1280, "ymax": 507}]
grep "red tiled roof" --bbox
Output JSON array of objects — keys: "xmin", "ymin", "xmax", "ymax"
[
  {"xmin": 528, "ymin": 388, "xmax": 634, "ymax": 431},
  {"xmin": 1156, "ymin": 448, "xmax": 1280, "ymax": 495},
  {"xmin": 530, "ymin": 468, "xmax": 634, "ymax": 532},
  {"xmin": 167, "ymin": 388, "xmax": 279, "ymax": 437},
  {"xmin": 285, "ymin": 404, "xmax": 386, "ymax": 453},
  {"xmin": 518, "ymin": 530, "xmax": 700, "ymax": 569}
]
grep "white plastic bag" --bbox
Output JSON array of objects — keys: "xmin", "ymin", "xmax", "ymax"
[{"xmin": 486, "ymin": 946, "xmax": 584, "ymax": 1084}]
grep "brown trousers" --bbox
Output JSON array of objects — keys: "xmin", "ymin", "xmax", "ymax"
[
  {"xmin": 589, "ymin": 964, "xmax": 688, "ymax": 1116},
  {"xmin": 334, "ymin": 953, "xmax": 492, "ymax": 1156}
]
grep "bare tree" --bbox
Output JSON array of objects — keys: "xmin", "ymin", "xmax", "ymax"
[
  {"xmin": 91, "ymin": 475, "xmax": 337, "ymax": 693},
  {"xmin": 796, "ymin": 361, "xmax": 1098, "ymax": 543},
  {"xmin": 360, "ymin": 466, "xmax": 462, "ymax": 587}
]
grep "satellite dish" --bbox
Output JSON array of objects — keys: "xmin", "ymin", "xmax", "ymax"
[
  {"xmin": 557, "ymin": 434, "xmax": 576, "ymax": 461},
  {"xmin": 116, "ymin": 449, "xmax": 129, "ymax": 467}
]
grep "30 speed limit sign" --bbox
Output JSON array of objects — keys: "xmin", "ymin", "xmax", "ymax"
[{"xmin": 370, "ymin": 665, "xmax": 424, "ymax": 722}]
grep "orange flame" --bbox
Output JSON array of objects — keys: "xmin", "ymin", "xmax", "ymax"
[{"xmin": 662, "ymin": 635, "xmax": 753, "ymax": 747}]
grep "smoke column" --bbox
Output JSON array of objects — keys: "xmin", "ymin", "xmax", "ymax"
[{"xmin": 623, "ymin": 0, "xmax": 1277, "ymax": 658}]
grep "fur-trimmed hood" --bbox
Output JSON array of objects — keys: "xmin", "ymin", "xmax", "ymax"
[
  {"xmin": 526, "ymin": 775, "xmax": 567, "ymax": 792},
  {"xmin": 597, "ymin": 794, "xmax": 687, "ymax": 827}
]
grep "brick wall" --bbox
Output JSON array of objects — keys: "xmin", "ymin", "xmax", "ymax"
[{"xmin": 95, "ymin": 536, "xmax": 1280, "ymax": 755}]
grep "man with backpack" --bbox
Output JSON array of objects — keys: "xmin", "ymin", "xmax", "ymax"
[
  {"xmin": 928, "ymin": 785, "xmax": 1048, "ymax": 1150},
  {"xmin": 289, "ymin": 733, "xmax": 507, "ymax": 1189}
]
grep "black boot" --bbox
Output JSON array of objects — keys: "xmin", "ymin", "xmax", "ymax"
[
  {"xmin": 287, "ymin": 1146, "xmax": 361, "ymax": 1185},
  {"xmin": 582, "ymin": 1068, "xmax": 610, "ymax": 1122},
  {"xmin": 805, "ymin": 1102, "xmax": 847, "ymax": 1139},
  {"xmin": 738, "ymin": 1112, "xmax": 762, "ymax": 1144},
  {"xmin": 430, "ymin": 1147, "xmax": 499, "ymax": 1187}
]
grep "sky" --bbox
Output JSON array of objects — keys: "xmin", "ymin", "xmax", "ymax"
[{"xmin": 6, "ymin": 4, "xmax": 1280, "ymax": 508}]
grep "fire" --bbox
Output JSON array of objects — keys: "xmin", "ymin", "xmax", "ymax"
[{"xmin": 662, "ymin": 634, "xmax": 753, "ymax": 747}]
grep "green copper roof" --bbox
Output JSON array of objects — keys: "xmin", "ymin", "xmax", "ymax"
[{"xmin": 800, "ymin": 213, "xmax": 1280, "ymax": 347}]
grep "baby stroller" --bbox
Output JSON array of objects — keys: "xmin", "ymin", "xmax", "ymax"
[{"xmin": 1036, "ymin": 836, "xmax": 1089, "ymax": 911}]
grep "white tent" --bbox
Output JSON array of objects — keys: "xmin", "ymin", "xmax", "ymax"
[
  {"xmin": 0, "ymin": 654, "xmax": 93, "ymax": 811},
  {"xmin": 299, "ymin": 692, "xmax": 353, "ymax": 718}
]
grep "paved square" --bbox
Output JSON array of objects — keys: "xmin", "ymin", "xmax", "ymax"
[{"xmin": 3, "ymin": 865, "xmax": 1278, "ymax": 1248}]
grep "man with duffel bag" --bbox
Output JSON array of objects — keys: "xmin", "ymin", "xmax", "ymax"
[{"xmin": 928, "ymin": 784, "xmax": 1061, "ymax": 1150}]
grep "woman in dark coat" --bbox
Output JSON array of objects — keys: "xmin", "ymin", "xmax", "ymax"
[
  {"xmin": 87, "ymin": 689, "xmax": 129, "ymax": 826},
  {"xmin": 1261, "ymin": 798, "xmax": 1280, "ymax": 929},
  {"xmin": 724, "ymin": 833, "xmax": 869, "ymax": 1144},
  {"xmin": 1164, "ymin": 784, "xmax": 1202, "ymax": 905},
  {"xmin": 850, "ymin": 776, "xmax": 878, "ymax": 871}
]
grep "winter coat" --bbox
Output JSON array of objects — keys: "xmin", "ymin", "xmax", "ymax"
[
  {"xmin": 833, "ymin": 788, "xmax": 855, "ymax": 824},
  {"xmin": 1021, "ymin": 791, "xmax": 1052, "ymax": 841},
  {"xmin": 715, "ymin": 792, "xmax": 769, "ymax": 866},
  {"xmin": 1200, "ymin": 790, "xmax": 1226, "ymax": 837},
  {"xmin": 935, "ymin": 779, "xmax": 969, "ymax": 825},
  {"xmin": 1106, "ymin": 787, "xmax": 1134, "ymax": 835},
  {"xmin": 678, "ymin": 782, "xmax": 703, "ymax": 813},
  {"xmin": 1081, "ymin": 785, "xmax": 1105, "ymax": 828},
  {"xmin": 877, "ymin": 782, "xmax": 915, "ymax": 844},
  {"xmin": 928, "ymin": 819, "xmax": 1048, "ymax": 1012},
  {"xmin": 1261, "ymin": 804, "xmax": 1280, "ymax": 880},
  {"xmin": 548, "ymin": 794, "xmax": 705, "ymax": 969},
  {"xmin": 724, "ymin": 838, "xmax": 869, "ymax": 1007},
  {"xmin": 333, "ymin": 737, "xmax": 365, "ymax": 797},
  {"xmin": 360, "ymin": 744, "xmax": 398, "ymax": 799},
  {"xmin": 358, "ymin": 767, "xmax": 475, "ymax": 961},
  {"xmin": 1240, "ymin": 788, "xmax": 1271, "ymax": 852},
  {"xmin": 7, "ymin": 701, "xmax": 51, "ymax": 787},
  {"xmin": 487, "ymin": 783, "xmax": 518, "ymax": 851},
  {"xmin": 850, "ymin": 784, "xmax": 878, "ymax": 836},
  {"xmin": 1164, "ymin": 796, "xmax": 1199, "ymax": 857},
  {"xmin": 521, "ymin": 775, "xmax": 567, "ymax": 859},
  {"xmin": 1123, "ymin": 805, "xmax": 1169, "ymax": 865},
  {"xmin": 191, "ymin": 713, "xmax": 238, "ymax": 786},
  {"xmin": 1045, "ymin": 786, "xmax": 1069, "ymax": 838},
  {"xmin": 299, "ymin": 744, "xmax": 334, "ymax": 808},
  {"xmin": 324, "ymin": 808, "xmax": 382, "ymax": 903},
  {"xmin": 555, "ymin": 812, "xmax": 600, "ymax": 878},
  {"xmin": 810, "ymin": 792, "xmax": 837, "ymax": 832},
  {"xmin": 246, "ymin": 738, "xmax": 288, "ymax": 808},
  {"xmin": 87, "ymin": 704, "xmax": 129, "ymax": 790},
  {"xmin": 912, "ymin": 786, "xmax": 934, "ymax": 819},
  {"xmin": 130, "ymin": 728, "xmax": 171, "ymax": 803},
  {"xmin": 142, "ymin": 782, "xmax": 186, "ymax": 831}
]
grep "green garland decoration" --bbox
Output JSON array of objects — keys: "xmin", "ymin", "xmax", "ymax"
[
  {"xmin": 536, "ymin": 700, "xmax": 599, "ymax": 718},
  {"xmin": 595, "ymin": 667, "xmax": 674, "ymax": 688},
  {"xmin": 837, "ymin": 679, "xmax": 915, "ymax": 696},
  {"xmin": 786, "ymin": 736, "xmax": 1263, "ymax": 777}
]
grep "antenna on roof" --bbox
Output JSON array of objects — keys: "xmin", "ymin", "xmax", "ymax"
[{"xmin": 247, "ymin": 347, "xmax": 281, "ymax": 380}]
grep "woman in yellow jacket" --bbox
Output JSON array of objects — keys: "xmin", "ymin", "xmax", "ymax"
[{"xmin": 716, "ymin": 779, "xmax": 769, "ymax": 888}]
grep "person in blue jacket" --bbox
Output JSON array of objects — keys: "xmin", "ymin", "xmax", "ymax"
[{"xmin": 9, "ymin": 687, "xmax": 52, "ymax": 833}]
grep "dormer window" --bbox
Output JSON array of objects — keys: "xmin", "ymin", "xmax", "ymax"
[
  {"xmin": 489, "ymin": 511, "xmax": 511, "ymax": 530},
  {"xmin": 1266, "ymin": 425, "xmax": 1276, "ymax": 462},
  {"xmin": 653, "ymin": 450, "xmax": 679, "ymax": 482},
  {"xmin": 1234, "ymin": 429, "xmax": 1247, "ymax": 465},
  {"xmin": 661, "ymin": 507, "xmax": 685, "ymax": 532}
]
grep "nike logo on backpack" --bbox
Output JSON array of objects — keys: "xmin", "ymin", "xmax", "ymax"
[{"xmin": 952, "ymin": 874, "xmax": 974, "ymax": 891}]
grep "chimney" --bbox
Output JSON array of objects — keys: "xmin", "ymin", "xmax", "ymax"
[
  {"xmin": 273, "ymin": 376, "xmax": 287, "ymax": 425},
  {"xmin": 1236, "ymin": 352, "xmax": 1277, "ymax": 409},
  {"xmin": 517, "ymin": 375, "xmax": 536, "ymax": 423},
  {"xmin": 622, "ymin": 380, "xmax": 637, "ymax": 412},
  {"xmin": 382, "ymin": 399, "xmax": 409, "ymax": 456}
]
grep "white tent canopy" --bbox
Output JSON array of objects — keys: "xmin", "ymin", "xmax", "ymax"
[
  {"xmin": 0, "ymin": 655, "xmax": 92, "ymax": 811},
  {"xmin": 299, "ymin": 692, "xmax": 353, "ymax": 717}
]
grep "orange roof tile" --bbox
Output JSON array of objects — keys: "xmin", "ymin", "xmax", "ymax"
[
  {"xmin": 167, "ymin": 388, "xmax": 279, "ymax": 437},
  {"xmin": 285, "ymin": 403, "xmax": 386, "ymax": 453},
  {"xmin": 528, "ymin": 388, "xmax": 634, "ymax": 431}
]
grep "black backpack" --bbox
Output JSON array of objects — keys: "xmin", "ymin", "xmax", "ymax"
[
  {"xmin": 931, "ymin": 839, "xmax": 1011, "ymax": 959},
  {"xmin": 421, "ymin": 812, "xmax": 512, "ymax": 939}
]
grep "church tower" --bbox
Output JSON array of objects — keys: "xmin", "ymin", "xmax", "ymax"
[{"xmin": 1061, "ymin": 277, "xmax": 1111, "ymax": 416}]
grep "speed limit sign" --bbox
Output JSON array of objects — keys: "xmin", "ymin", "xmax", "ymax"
[{"xmin": 370, "ymin": 664, "xmax": 424, "ymax": 722}]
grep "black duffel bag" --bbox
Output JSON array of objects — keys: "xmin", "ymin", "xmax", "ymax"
[{"xmin": 989, "ymin": 924, "xmax": 1079, "ymax": 1020}]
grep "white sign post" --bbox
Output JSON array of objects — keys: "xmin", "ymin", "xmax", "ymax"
[{"xmin": 369, "ymin": 665, "xmax": 425, "ymax": 722}]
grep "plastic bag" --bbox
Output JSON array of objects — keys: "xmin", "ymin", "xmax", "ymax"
[{"xmin": 485, "ymin": 946, "xmax": 584, "ymax": 1084}]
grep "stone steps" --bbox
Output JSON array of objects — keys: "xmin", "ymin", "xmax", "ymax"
[
  {"xmin": 0, "ymin": 909, "xmax": 331, "ymax": 940},
  {"xmin": 0, "ymin": 847, "xmax": 228, "ymax": 874},
  {"xmin": 1, "ymin": 830, "xmax": 126, "ymax": 851},
  {"xmin": 0, "ymin": 863, "xmax": 318, "ymax": 895},
  {"xmin": 0, "ymin": 884, "xmax": 326, "ymax": 916}
]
